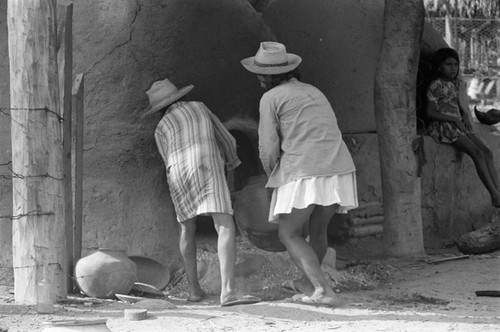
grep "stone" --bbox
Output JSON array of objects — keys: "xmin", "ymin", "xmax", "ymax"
[
  {"xmin": 457, "ymin": 211, "xmax": 500, "ymax": 255},
  {"xmin": 124, "ymin": 309, "xmax": 148, "ymax": 321},
  {"xmin": 322, "ymin": 247, "xmax": 337, "ymax": 269},
  {"xmin": 133, "ymin": 299, "xmax": 176, "ymax": 310}
]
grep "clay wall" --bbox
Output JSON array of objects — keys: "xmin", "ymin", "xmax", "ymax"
[
  {"xmin": 0, "ymin": 0, "xmax": 499, "ymax": 283},
  {"xmin": 0, "ymin": 0, "xmax": 275, "ymax": 282}
]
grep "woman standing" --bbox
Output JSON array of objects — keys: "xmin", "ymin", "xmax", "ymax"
[{"xmin": 241, "ymin": 42, "xmax": 358, "ymax": 307}]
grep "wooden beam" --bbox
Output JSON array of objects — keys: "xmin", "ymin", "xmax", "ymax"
[
  {"xmin": 57, "ymin": 3, "xmax": 74, "ymax": 295},
  {"xmin": 373, "ymin": 0, "xmax": 425, "ymax": 257},
  {"xmin": 8, "ymin": 0, "xmax": 67, "ymax": 303},
  {"xmin": 72, "ymin": 73, "xmax": 84, "ymax": 266}
]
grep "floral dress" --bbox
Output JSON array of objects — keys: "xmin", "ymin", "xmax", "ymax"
[{"xmin": 426, "ymin": 78, "xmax": 468, "ymax": 144}]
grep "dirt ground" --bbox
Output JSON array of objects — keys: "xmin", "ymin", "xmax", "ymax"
[{"xmin": 1, "ymin": 236, "xmax": 499, "ymax": 332}]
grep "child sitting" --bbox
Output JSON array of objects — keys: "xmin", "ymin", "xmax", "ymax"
[{"xmin": 426, "ymin": 47, "xmax": 500, "ymax": 207}]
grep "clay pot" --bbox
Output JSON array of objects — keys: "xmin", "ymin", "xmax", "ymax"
[
  {"xmin": 474, "ymin": 106, "xmax": 500, "ymax": 126},
  {"xmin": 128, "ymin": 256, "xmax": 170, "ymax": 290},
  {"xmin": 233, "ymin": 176, "xmax": 286, "ymax": 252},
  {"xmin": 74, "ymin": 249, "xmax": 137, "ymax": 299}
]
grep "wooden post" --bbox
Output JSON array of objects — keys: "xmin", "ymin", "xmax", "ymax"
[
  {"xmin": 444, "ymin": 15, "xmax": 454, "ymax": 49},
  {"xmin": 57, "ymin": 3, "xmax": 74, "ymax": 294},
  {"xmin": 373, "ymin": 0, "xmax": 425, "ymax": 257},
  {"xmin": 8, "ymin": 0, "xmax": 67, "ymax": 303},
  {"xmin": 72, "ymin": 74, "xmax": 84, "ymax": 266},
  {"xmin": 497, "ymin": 79, "xmax": 500, "ymax": 101}
]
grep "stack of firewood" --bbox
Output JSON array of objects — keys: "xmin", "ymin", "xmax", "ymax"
[{"xmin": 348, "ymin": 202, "xmax": 384, "ymax": 239}]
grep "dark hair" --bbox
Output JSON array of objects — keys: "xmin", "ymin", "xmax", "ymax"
[
  {"xmin": 276, "ymin": 69, "xmax": 301, "ymax": 81},
  {"xmin": 431, "ymin": 47, "xmax": 460, "ymax": 78},
  {"xmin": 260, "ymin": 69, "xmax": 300, "ymax": 81},
  {"xmin": 258, "ymin": 69, "xmax": 301, "ymax": 91}
]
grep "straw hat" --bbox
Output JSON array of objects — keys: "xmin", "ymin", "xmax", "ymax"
[
  {"xmin": 142, "ymin": 78, "xmax": 194, "ymax": 118},
  {"xmin": 241, "ymin": 41, "xmax": 302, "ymax": 75}
]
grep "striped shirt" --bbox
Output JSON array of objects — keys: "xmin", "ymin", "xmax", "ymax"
[{"xmin": 154, "ymin": 101, "xmax": 240, "ymax": 222}]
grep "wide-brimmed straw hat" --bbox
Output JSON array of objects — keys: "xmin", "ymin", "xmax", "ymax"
[
  {"xmin": 142, "ymin": 78, "xmax": 194, "ymax": 118},
  {"xmin": 241, "ymin": 41, "xmax": 302, "ymax": 75}
]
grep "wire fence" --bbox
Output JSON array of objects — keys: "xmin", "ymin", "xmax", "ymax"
[{"xmin": 427, "ymin": 17, "xmax": 500, "ymax": 104}]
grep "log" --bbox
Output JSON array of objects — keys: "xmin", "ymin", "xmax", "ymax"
[
  {"xmin": 373, "ymin": 0, "xmax": 425, "ymax": 256},
  {"xmin": 457, "ymin": 211, "xmax": 500, "ymax": 255},
  {"xmin": 349, "ymin": 224, "xmax": 384, "ymax": 238},
  {"xmin": 428, "ymin": 255, "xmax": 469, "ymax": 264},
  {"xmin": 475, "ymin": 290, "xmax": 500, "ymax": 297},
  {"xmin": 72, "ymin": 74, "xmax": 84, "ymax": 266},
  {"xmin": 351, "ymin": 215, "xmax": 384, "ymax": 226},
  {"xmin": 57, "ymin": 3, "xmax": 74, "ymax": 294},
  {"xmin": 8, "ymin": 0, "xmax": 66, "ymax": 303}
]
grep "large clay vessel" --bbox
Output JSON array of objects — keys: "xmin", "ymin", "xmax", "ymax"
[
  {"xmin": 74, "ymin": 249, "xmax": 137, "ymax": 299},
  {"xmin": 233, "ymin": 176, "xmax": 286, "ymax": 252},
  {"xmin": 128, "ymin": 255, "xmax": 171, "ymax": 290}
]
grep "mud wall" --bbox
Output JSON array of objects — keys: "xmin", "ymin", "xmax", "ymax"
[
  {"xmin": 260, "ymin": 0, "xmax": 499, "ymax": 238},
  {"xmin": 348, "ymin": 130, "xmax": 498, "ymax": 243},
  {"xmin": 260, "ymin": 0, "xmax": 384, "ymax": 133},
  {"xmin": 0, "ymin": 0, "xmax": 275, "ymax": 283},
  {"xmin": 1, "ymin": 0, "xmax": 499, "ymax": 284}
]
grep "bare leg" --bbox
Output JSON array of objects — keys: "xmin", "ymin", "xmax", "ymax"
[
  {"xmin": 469, "ymin": 134, "xmax": 500, "ymax": 189},
  {"xmin": 278, "ymin": 206, "xmax": 339, "ymax": 305},
  {"xmin": 309, "ymin": 204, "xmax": 337, "ymax": 263},
  {"xmin": 179, "ymin": 217, "xmax": 204, "ymax": 302},
  {"xmin": 453, "ymin": 135, "xmax": 500, "ymax": 206},
  {"xmin": 291, "ymin": 204, "xmax": 337, "ymax": 294},
  {"xmin": 210, "ymin": 213, "xmax": 237, "ymax": 303}
]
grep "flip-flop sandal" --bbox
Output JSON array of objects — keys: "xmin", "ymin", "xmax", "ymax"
[
  {"xmin": 281, "ymin": 280, "xmax": 300, "ymax": 293},
  {"xmin": 290, "ymin": 293, "xmax": 339, "ymax": 308},
  {"xmin": 221, "ymin": 294, "xmax": 261, "ymax": 307}
]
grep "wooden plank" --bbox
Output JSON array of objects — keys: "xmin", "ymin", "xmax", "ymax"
[
  {"xmin": 428, "ymin": 255, "xmax": 469, "ymax": 265},
  {"xmin": 57, "ymin": 3, "xmax": 74, "ymax": 294},
  {"xmin": 475, "ymin": 290, "xmax": 500, "ymax": 297},
  {"xmin": 8, "ymin": 0, "xmax": 66, "ymax": 303},
  {"xmin": 72, "ymin": 73, "xmax": 84, "ymax": 265}
]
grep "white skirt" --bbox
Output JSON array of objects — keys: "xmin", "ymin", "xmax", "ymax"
[{"xmin": 268, "ymin": 172, "xmax": 358, "ymax": 223}]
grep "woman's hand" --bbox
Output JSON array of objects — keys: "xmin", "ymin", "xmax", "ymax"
[
  {"xmin": 462, "ymin": 115, "xmax": 473, "ymax": 134},
  {"xmin": 452, "ymin": 118, "xmax": 466, "ymax": 132}
]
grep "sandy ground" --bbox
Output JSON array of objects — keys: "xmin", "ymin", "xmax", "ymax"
[{"xmin": 1, "ymin": 240, "xmax": 499, "ymax": 332}]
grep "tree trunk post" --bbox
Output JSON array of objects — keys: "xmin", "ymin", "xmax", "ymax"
[
  {"xmin": 72, "ymin": 73, "xmax": 84, "ymax": 272},
  {"xmin": 58, "ymin": 3, "xmax": 74, "ymax": 294},
  {"xmin": 374, "ymin": 0, "xmax": 425, "ymax": 257},
  {"xmin": 8, "ymin": 0, "xmax": 67, "ymax": 303}
]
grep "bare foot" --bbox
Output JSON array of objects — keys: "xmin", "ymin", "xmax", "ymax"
[{"xmin": 282, "ymin": 278, "xmax": 314, "ymax": 295}]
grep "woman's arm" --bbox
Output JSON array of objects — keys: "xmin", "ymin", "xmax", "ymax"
[
  {"xmin": 258, "ymin": 98, "xmax": 280, "ymax": 177},
  {"xmin": 458, "ymin": 82, "xmax": 473, "ymax": 133},
  {"xmin": 205, "ymin": 105, "xmax": 241, "ymax": 171},
  {"xmin": 426, "ymin": 101, "xmax": 466, "ymax": 132},
  {"xmin": 154, "ymin": 130, "xmax": 169, "ymax": 165},
  {"xmin": 426, "ymin": 80, "xmax": 467, "ymax": 131}
]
